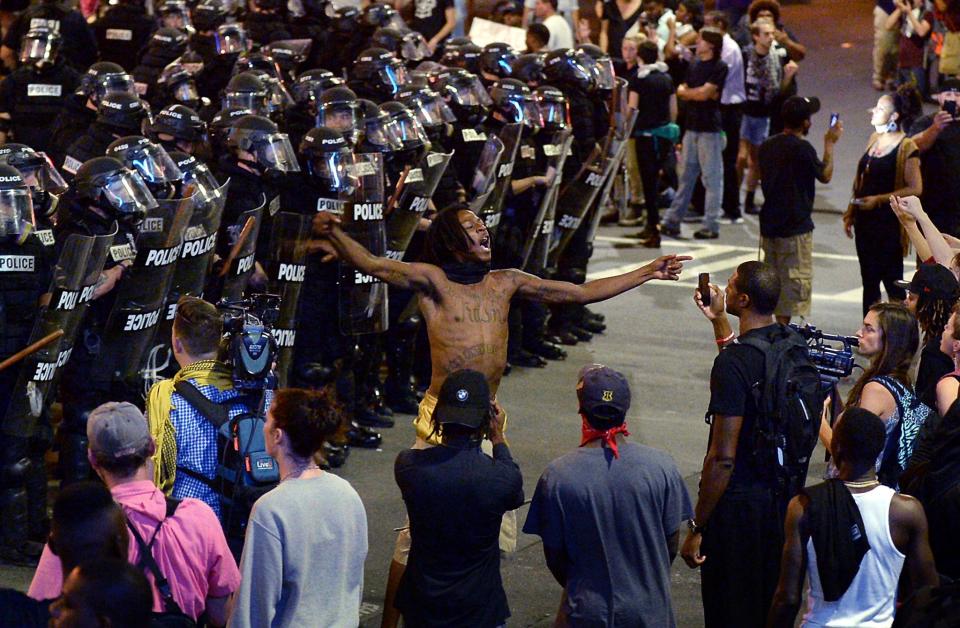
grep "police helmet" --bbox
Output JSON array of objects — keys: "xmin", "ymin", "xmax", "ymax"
[
  {"xmin": 226, "ymin": 114, "xmax": 300, "ymax": 173},
  {"xmin": 146, "ymin": 104, "xmax": 206, "ymax": 144},
  {"xmin": 436, "ymin": 68, "xmax": 492, "ymax": 126},
  {"xmin": 440, "ymin": 42, "xmax": 482, "ymax": 75},
  {"xmin": 0, "ymin": 164, "xmax": 35, "ymax": 237},
  {"xmin": 350, "ymin": 47, "xmax": 408, "ymax": 101},
  {"xmin": 222, "ymin": 71, "xmax": 269, "ymax": 114},
  {"xmin": 331, "ymin": 6, "xmax": 360, "ymax": 34},
  {"xmin": 536, "ymin": 85, "xmax": 569, "ymax": 131},
  {"xmin": 357, "ymin": 98, "xmax": 403, "ymax": 153},
  {"xmin": 480, "ymin": 42, "xmax": 517, "ymax": 79},
  {"xmin": 299, "ymin": 126, "xmax": 352, "ymax": 193},
  {"xmin": 292, "ymin": 69, "xmax": 343, "ymax": 108},
  {"xmin": 146, "ymin": 27, "xmax": 189, "ymax": 55},
  {"xmin": 166, "ymin": 151, "xmax": 223, "ymax": 204},
  {"xmin": 73, "ymin": 156, "xmax": 157, "ymax": 225},
  {"xmin": 0, "ymin": 144, "xmax": 68, "ymax": 218},
  {"xmin": 576, "ymin": 43, "xmax": 615, "ymax": 93},
  {"xmin": 19, "ymin": 27, "xmax": 61, "ymax": 69},
  {"xmin": 96, "ymin": 92, "xmax": 150, "ymax": 132},
  {"xmin": 79, "ymin": 62, "xmax": 136, "ymax": 102},
  {"xmin": 158, "ymin": 0, "xmax": 193, "ymax": 33},
  {"xmin": 192, "ymin": 0, "xmax": 228, "ymax": 32},
  {"xmin": 489, "ymin": 78, "xmax": 541, "ymax": 128},
  {"xmin": 542, "ymin": 48, "xmax": 595, "ymax": 94},
  {"xmin": 105, "ymin": 136, "xmax": 183, "ymax": 199},
  {"xmin": 214, "ymin": 23, "xmax": 250, "ymax": 55},
  {"xmin": 318, "ymin": 85, "xmax": 360, "ymax": 145},
  {"xmin": 157, "ymin": 64, "xmax": 200, "ymax": 108},
  {"xmin": 511, "ymin": 53, "xmax": 546, "ymax": 86}
]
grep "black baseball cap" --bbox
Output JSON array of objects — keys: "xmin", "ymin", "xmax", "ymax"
[
  {"xmin": 895, "ymin": 263, "xmax": 960, "ymax": 300},
  {"xmin": 577, "ymin": 364, "xmax": 631, "ymax": 425},
  {"xmin": 781, "ymin": 96, "xmax": 821, "ymax": 127},
  {"xmin": 434, "ymin": 369, "xmax": 490, "ymax": 429}
]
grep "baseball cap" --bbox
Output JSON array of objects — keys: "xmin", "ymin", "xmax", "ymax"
[
  {"xmin": 699, "ymin": 27, "xmax": 724, "ymax": 50},
  {"xmin": 781, "ymin": 96, "xmax": 821, "ymax": 126},
  {"xmin": 941, "ymin": 78, "xmax": 960, "ymax": 92},
  {"xmin": 894, "ymin": 263, "xmax": 960, "ymax": 300},
  {"xmin": 577, "ymin": 364, "xmax": 631, "ymax": 424},
  {"xmin": 434, "ymin": 369, "xmax": 491, "ymax": 429},
  {"xmin": 87, "ymin": 401, "xmax": 152, "ymax": 459}
]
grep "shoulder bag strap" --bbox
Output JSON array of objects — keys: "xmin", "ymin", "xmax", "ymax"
[
  {"xmin": 124, "ymin": 501, "xmax": 185, "ymax": 615},
  {"xmin": 173, "ymin": 380, "xmax": 232, "ymax": 428}
]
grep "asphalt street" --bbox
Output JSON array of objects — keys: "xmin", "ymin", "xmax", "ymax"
[{"xmin": 0, "ymin": 1, "xmax": 915, "ymax": 626}]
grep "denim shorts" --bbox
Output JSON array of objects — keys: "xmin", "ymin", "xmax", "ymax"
[{"xmin": 740, "ymin": 114, "xmax": 771, "ymax": 146}]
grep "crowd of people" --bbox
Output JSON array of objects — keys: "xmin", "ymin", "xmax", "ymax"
[{"xmin": 1, "ymin": 0, "xmax": 960, "ymax": 625}]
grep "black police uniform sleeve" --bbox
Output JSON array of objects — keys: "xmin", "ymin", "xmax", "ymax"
[
  {"xmin": 64, "ymin": 11, "xmax": 99, "ymax": 70},
  {"xmin": 707, "ymin": 344, "xmax": 753, "ymax": 418}
]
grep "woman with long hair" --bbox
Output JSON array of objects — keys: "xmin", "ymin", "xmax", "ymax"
[
  {"xmin": 839, "ymin": 302, "xmax": 927, "ymax": 487},
  {"xmin": 230, "ymin": 388, "xmax": 368, "ymax": 628},
  {"xmin": 843, "ymin": 85, "xmax": 923, "ymax": 315}
]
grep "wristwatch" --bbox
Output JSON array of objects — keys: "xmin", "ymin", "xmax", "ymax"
[{"xmin": 686, "ymin": 518, "xmax": 706, "ymax": 535}]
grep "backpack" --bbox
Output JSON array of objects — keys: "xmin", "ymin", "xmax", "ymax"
[
  {"xmin": 124, "ymin": 497, "xmax": 196, "ymax": 628},
  {"xmin": 872, "ymin": 375, "xmax": 935, "ymax": 488},
  {"xmin": 172, "ymin": 381, "xmax": 279, "ymax": 554},
  {"xmin": 738, "ymin": 325, "xmax": 824, "ymax": 502}
]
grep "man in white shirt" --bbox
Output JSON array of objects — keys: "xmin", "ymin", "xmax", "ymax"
[
  {"xmin": 534, "ymin": 0, "xmax": 573, "ymax": 50},
  {"xmin": 524, "ymin": 0, "xmax": 578, "ymax": 36}
]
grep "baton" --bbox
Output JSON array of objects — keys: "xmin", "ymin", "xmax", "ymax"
[
  {"xmin": 0, "ymin": 329, "xmax": 64, "ymax": 373},
  {"xmin": 384, "ymin": 165, "xmax": 412, "ymax": 217},
  {"xmin": 218, "ymin": 216, "xmax": 256, "ymax": 278}
]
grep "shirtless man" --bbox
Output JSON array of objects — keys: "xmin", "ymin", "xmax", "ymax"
[
  {"xmin": 314, "ymin": 204, "xmax": 689, "ymax": 436},
  {"xmin": 313, "ymin": 203, "xmax": 689, "ymax": 628}
]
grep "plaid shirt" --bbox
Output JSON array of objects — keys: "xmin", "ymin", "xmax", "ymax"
[{"xmin": 169, "ymin": 380, "xmax": 257, "ymax": 519}]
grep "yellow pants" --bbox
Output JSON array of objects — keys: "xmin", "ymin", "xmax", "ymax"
[{"xmin": 394, "ymin": 393, "xmax": 518, "ymax": 564}]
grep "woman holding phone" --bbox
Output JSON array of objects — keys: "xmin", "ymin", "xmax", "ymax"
[{"xmin": 844, "ymin": 86, "xmax": 923, "ymax": 315}]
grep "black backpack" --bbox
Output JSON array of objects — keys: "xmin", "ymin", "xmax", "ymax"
[
  {"xmin": 739, "ymin": 325, "xmax": 824, "ymax": 502},
  {"xmin": 172, "ymin": 381, "xmax": 279, "ymax": 557}
]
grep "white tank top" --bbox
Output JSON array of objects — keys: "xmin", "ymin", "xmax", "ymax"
[{"xmin": 802, "ymin": 485, "xmax": 906, "ymax": 628}]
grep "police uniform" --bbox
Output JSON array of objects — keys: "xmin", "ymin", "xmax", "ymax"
[
  {"xmin": 93, "ymin": 2, "xmax": 156, "ymax": 72},
  {"xmin": 61, "ymin": 122, "xmax": 122, "ymax": 178},
  {"xmin": 46, "ymin": 94, "xmax": 95, "ymax": 169},
  {"xmin": 2, "ymin": 0, "xmax": 97, "ymax": 72},
  {"xmin": 0, "ymin": 62, "xmax": 80, "ymax": 153}
]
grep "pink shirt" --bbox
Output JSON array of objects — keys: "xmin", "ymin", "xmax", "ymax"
[{"xmin": 29, "ymin": 480, "xmax": 240, "ymax": 620}]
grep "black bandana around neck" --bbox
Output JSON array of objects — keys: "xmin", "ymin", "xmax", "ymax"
[{"xmin": 441, "ymin": 261, "xmax": 491, "ymax": 285}]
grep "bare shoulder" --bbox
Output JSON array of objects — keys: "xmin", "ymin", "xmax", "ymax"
[
  {"xmin": 890, "ymin": 492, "xmax": 926, "ymax": 522},
  {"xmin": 860, "ymin": 381, "xmax": 897, "ymax": 417}
]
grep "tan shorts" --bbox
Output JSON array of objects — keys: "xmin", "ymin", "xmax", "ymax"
[
  {"xmin": 761, "ymin": 231, "xmax": 813, "ymax": 317},
  {"xmin": 394, "ymin": 393, "xmax": 517, "ymax": 564}
]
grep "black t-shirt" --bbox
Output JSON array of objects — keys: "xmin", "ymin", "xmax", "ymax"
[
  {"xmin": 758, "ymin": 133, "xmax": 824, "ymax": 238},
  {"xmin": 412, "ymin": 0, "xmax": 454, "ymax": 43},
  {"xmin": 916, "ymin": 336, "xmax": 953, "ymax": 410},
  {"xmin": 683, "ymin": 57, "xmax": 727, "ymax": 133},
  {"xmin": 628, "ymin": 68, "xmax": 675, "ymax": 132},
  {"xmin": 708, "ymin": 324, "xmax": 784, "ymax": 488},
  {"xmin": 909, "ymin": 114, "xmax": 960, "ymax": 236},
  {"xmin": 394, "ymin": 442, "xmax": 524, "ymax": 627}
]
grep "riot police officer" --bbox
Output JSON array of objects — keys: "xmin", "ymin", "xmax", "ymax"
[
  {"xmin": 47, "ymin": 62, "xmax": 136, "ymax": 168},
  {"xmin": 145, "ymin": 104, "xmax": 209, "ymax": 158},
  {"xmin": 0, "ymin": 165, "xmax": 54, "ymax": 564},
  {"xmin": 106, "ymin": 136, "xmax": 184, "ymax": 201},
  {"xmin": 0, "ymin": 0, "xmax": 97, "ymax": 72},
  {"xmin": 371, "ymin": 28, "xmax": 432, "ymax": 66},
  {"xmin": 154, "ymin": 63, "xmax": 204, "ymax": 112},
  {"xmin": 439, "ymin": 41, "xmax": 482, "ymax": 75},
  {"xmin": 397, "ymin": 82, "xmax": 462, "ymax": 208},
  {"xmin": 61, "ymin": 92, "xmax": 150, "ymax": 179},
  {"xmin": 318, "ymin": 6, "xmax": 364, "ymax": 77},
  {"xmin": 56, "ymin": 156, "xmax": 158, "ymax": 484},
  {"xmin": 436, "ymin": 68, "xmax": 492, "ymax": 191},
  {"xmin": 317, "ymin": 85, "xmax": 362, "ymax": 147},
  {"xmin": 94, "ymin": 0, "xmax": 156, "ymax": 72},
  {"xmin": 0, "ymin": 143, "xmax": 69, "ymax": 229},
  {"xmin": 0, "ymin": 27, "xmax": 80, "ymax": 153},
  {"xmin": 131, "ymin": 28, "xmax": 189, "ymax": 105},
  {"xmin": 196, "ymin": 23, "xmax": 251, "ymax": 107},
  {"xmin": 349, "ymin": 48, "xmax": 409, "ymax": 103},
  {"xmin": 287, "ymin": 69, "xmax": 343, "ymax": 149},
  {"xmin": 511, "ymin": 53, "xmax": 546, "ymax": 87},
  {"xmin": 479, "ymin": 42, "xmax": 518, "ymax": 84},
  {"xmin": 219, "ymin": 71, "xmax": 270, "ymax": 118}
]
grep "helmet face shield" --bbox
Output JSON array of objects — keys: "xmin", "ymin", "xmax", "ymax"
[
  {"xmin": 18, "ymin": 153, "xmax": 69, "ymax": 195},
  {"xmin": 95, "ymin": 73, "xmax": 137, "ymax": 101},
  {"xmin": 0, "ymin": 188, "xmax": 35, "ymax": 237},
  {"xmin": 318, "ymin": 102, "xmax": 361, "ymax": 144},
  {"xmin": 307, "ymin": 149, "xmax": 352, "ymax": 192},
  {"xmin": 223, "ymin": 90, "xmax": 268, "ymax": 114},
  {"xmin": 125, "ymin": 142, "xmax": 183, "ymax": 185},
  {"xmin": 520, "ymin": 96, "xmax": 542, "ymax": 129},
  {"xmin": 450, "ymin": 76, "xmax": 493, "ymax": 107},
  {"xmin": 378, "ymin": 62, "xmax": 408, "ymax": 96},
  {"xmin": 172, "ymin": 80, "xmax": 200, "ymax": 104},
  {"xmin": 182, "ymin": 162, "xmax": 222, "ymax": 204},
  {"xmin": 585, "ymin": 55, "xmax": 615, "ymax": 91},
  {"xmin": 539, "ymin": 99, "xmax": 568, "ymax": 128},
  {"xmin": 364, "ymin": 114, "xmax": 404, "ymax": 151},
  {"xmin": 392, "ymin": 113, "xmax": 428, "ymax": 145},
  {"xmin": 19, "ymin": 33, "xmax": 58, "ymax": 66},
  {"xmin": 215, "ymin": 27, "xmax": 249, "ymax": 55},
  {"xmin": 101, "ymin": 169, "xmax": 158, "ymax": 223},
  {"xmin": 400, "ymin": 33, "xmax": 431, "ymax": 62},
  {"xmin": 253, "ymin": 133, "xmax": 301, "ymax": 173}
]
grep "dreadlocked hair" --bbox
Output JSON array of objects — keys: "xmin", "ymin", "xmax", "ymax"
[
  {"xmin": 846, "ymin": 302, "xmax": 919, "ymax": 408},
  {"xmin": 916, "ymin": 292, "xmax": 955, "ymax": 342},
  {"xmin": 421, "ymin": 203, "xmax": 473, "ymax": 266}
]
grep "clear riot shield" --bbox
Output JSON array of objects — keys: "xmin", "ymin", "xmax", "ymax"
[
  {"xmin": 385, "ymin": 151, "xmax": 452, "ymax": 261},
  {"xmin": 221, "ymin": 200, "xmax": 265, "ymax": 302},
  {"xmin": 267, "ymin": 212, "xmax": 312, "ymax": 387},
  {"xmin": 546, "ymin": 145, "xmax": 609, "ymax": 268},
  {"xmin": 475, "ymin": 122, "xmax": 522, "ymax": 236},
  {"xmin": 100, "ymin": 196, "xmax": 195, "ymax": 395},
  {"xmin": 2, "ymin": 231, "xmax": 114, "ymax": 437},
  {"xmin": 522, "ymin": 129, "xmax": 572, "ymax": 273},
  {"xmin": 147, "ymin": 181, "xmax": 230, "ymax": 384},
  {"xmin": 586, "ymin": 108, "xmax": 638, "ymax": 243},
  {"xmin": 339, "ymin": 153, "xmax": 388, "ymax": 335},
  {"xmin": 466, "ymin": 135, "xmax": 504, "ymax": 215}
]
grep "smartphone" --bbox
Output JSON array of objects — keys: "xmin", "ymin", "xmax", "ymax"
[
  {"xmin": 829, "ymin": 112, "xmax": 840, "ymax": 128},
  {"xmin": 698, "ymin": 273, "xmax": 711, "ymax": 307},
  {"xmin": 944, "ymin": 100, "xmax": 958, "ymax": 120}
]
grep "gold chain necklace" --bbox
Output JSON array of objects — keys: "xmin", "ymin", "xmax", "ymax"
[{"xmin": 843, "ymin": 479, "xmax": 880, "ymax": 488}]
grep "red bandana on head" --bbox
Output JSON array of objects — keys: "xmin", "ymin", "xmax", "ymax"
[{"xmin": 579, "ymin": 416, "xmax": 630, "ymax": 458}]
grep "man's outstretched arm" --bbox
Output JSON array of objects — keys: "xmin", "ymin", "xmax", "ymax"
[
  {"xmin": 511, "ymin": 254, "xmax": 690, "ymax": 304},
  {"xmin": 312, "ymin": 212, "xmax": 442, "ymax": 294}
]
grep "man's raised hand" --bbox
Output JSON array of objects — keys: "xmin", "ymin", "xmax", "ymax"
[
  {"xmin": 694, "ymin": 283, "xmax": 725, "ymax": 320},
  {"xmin": 644, "ymin": 254, "xmax": 692, "ymax": 281},
  {"xmin": 312, "ymin": 211, "xmax": 342, "ymax": 237}
]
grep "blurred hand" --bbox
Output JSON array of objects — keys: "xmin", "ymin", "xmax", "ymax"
[
  {"xmin": 489, "ymin": 401, "xmax": 506, "ymax": 444},
  {"xmin": 312, "ymin": 211, "xmax": 342, "ymax": 237},
  {"xmin": 694, "ymin": 283, "xmax": 725, "ymax": 320},
  {"xmin": 843, "ymin": 209, "xmax": 855, "ymax": 239},
  {"xmin": 681, "ymin": 531, "xmax": 706, "ymax": 568},
  {"xmin": 305, "ymin": 239, "xmax": 339, "ymax": 262},
  {"xmin": 825, "ymin": 120, "xmax": 843, "ymax": 144},
  {"xmin": 774, "ymin": 29, "xmax": 789, "ymax": 45},
  {"xmin": 932, "ymin": 110, "xmax": 953, "ymax": 132},
  {"xmin": 890, "ymin": 196, "xmax": 916, "ymax": 226},
  {"xmin": 894, "ymin": 194, "xmax": 925, "ymax": 219},
  {"xmin": 784, "ymin": 60, "xmax": 799, "ymax": 79}
]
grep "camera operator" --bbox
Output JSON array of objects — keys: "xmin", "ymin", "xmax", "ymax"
[
  {"xmin": 682, "ymin": 261, "xmax": 795, "ymax": 627},
  {"xmin": 909, "ymin": 78, "xmax": 960, "ymax": 238},
  {"xmin": 145, "ymin": 296, "xmax": 255, "ymax": 516}
]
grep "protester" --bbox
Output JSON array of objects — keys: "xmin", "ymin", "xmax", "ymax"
[
  {"xmin": 886, "ymin": 0, "xmax": 934, "ymax": 95},
  {"xmin": 633, "ymin": 0, "xmax": 675, "ymax": 52},
  {"xmin": 844, "ymin": 88, "xmax": 923, "ymax": 315},
  {"xmin": 50, "ymin": 559, "xmax": 154, "ymax": 628},
  {"xmin": 684, "ymin": 261, "xmax": 806, "ymax": 628},
  {"xmin": 526, "ymin": 23, "xmax": 551, "ymax": 53},
  {"xmin": 874, "ymin": 0, "xmax": 901, "ymax": 90},
  {"xmin": 597, "ymin": 0, "xmax": 643, "ymax": 58},
  {"xmin": 535, "ymin": 0, "xmax": 574, "ymax": 50},
  {"xmin": 230, "ymin": 388, "xmax": 367, "ymax": 628},
  {"xmin": 393, "ymin": 369, "xmax": 523, "ymax": 627},
  {"xmin": 524, "ymin": 364, "xmax": 691, "ymax": 627},
  {"xmin": 660, "ymin": 27, "xmax": 728, "ymax": 240},
  {"xmin": 28, "ymin": 402, "xmax": 240, "ymax": 624},
  {"xmin": 909, "ymin": 79, "xmax": 960, "ymax": 238},
  {"xmin": 767, "ymin": 407, "xmax": 939, "ymax": 627},
  {"xmin": 758, "ymin": 96, "xmax": 841, "ymax": 325}
]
